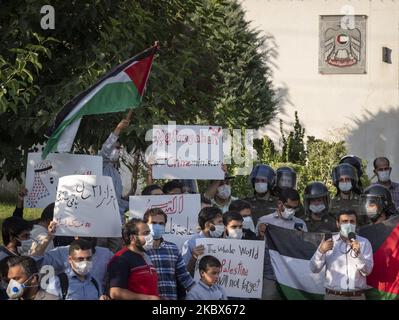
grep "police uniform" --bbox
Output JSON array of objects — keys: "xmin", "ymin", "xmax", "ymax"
[
  {"xmin": 329, "ymin": 193, "xmax": 367, "ymax": 226},
  {"xmin": 243, "ymin": 195, "xmax": 278, "ymax": 226},
  {"xmin": 305, "ymin": 213, "xmax": 338, "ymax": 233}
]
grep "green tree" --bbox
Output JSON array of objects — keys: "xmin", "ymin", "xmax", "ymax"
[
  {"xmin": 280, "ymin": 111, "xmax": 306, "ymax": 165},
  {"xmin": 1, "ymin": 0, "xmax": 277, "ymax": 187}
]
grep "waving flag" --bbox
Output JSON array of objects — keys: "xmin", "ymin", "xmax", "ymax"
[{"xmin": 42, "ymin": 43, "xmax": 159, "ymax": 159}]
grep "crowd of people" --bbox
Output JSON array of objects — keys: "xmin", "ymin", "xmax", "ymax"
[{"xmin": 1, "ymin": 119, "xmax": 398, "ymax": 300}]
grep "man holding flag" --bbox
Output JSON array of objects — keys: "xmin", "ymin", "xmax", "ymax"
[{"xmin": 42, "ymin": 42, "xmax": 159, "ymax": 159}]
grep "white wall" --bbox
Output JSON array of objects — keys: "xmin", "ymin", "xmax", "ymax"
[{"xmin": 242, "ymin": 0, "xmax": 399, "ymax": 180}]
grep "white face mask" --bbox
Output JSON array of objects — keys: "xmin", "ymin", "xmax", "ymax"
[
  {"xmin": 309, "ymin": 203, "xmax": 326, "ymax": 214},
  {"xmin": 7, "ymin": 279, "xmax": 25, "ymax": 299},
  {"xmin": 16, "ymin": 238, "xmax": 35, "ymax": 256},
  {"xmin": 227, "ymin": 228, "xmax": 243, "ymax": 240},
  {"xmin": 109, "ymin": 148, "xmax": 120, "ymax": 162},
  {"xmin": 255, "ymin": 182, "xmax": 268, "ymax": 194},
  {"xmin": 6, "ymin": 275, "xmax": 37, "ymax": 299},
  {"xmin": 209, "ymin": 224, "xmax": 225, "ymax": 238},
  {"xmin": 281, "ymin": 207, "xmax": 295, "ymax": 220},
  {"xmin": 377, "ymin": 170, "xmax": 390, "ymax": 182},
  {"xmin": 73, "ymin": 260, "xmax": 93, "ymax": 276},
  {"xmin": 340, "ymin": 222, "xmax": 356, "ymax": 238},
  {"xmin": 339, "ymin": 181, "xmax": 352, "ymax": 192},
  {"xmin": 217, "ymin": 185, "xmax": 231, "ymax": 200},
  {"xmin": 242, "ymin": 216, "xmax": 255, "ymax": 233},
  {"xmin": 142, "ymin": 233, "xmax": 154, "ymax": 251}
]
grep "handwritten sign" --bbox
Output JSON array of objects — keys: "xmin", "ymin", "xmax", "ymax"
[
  {"xmin": 151, "ymin": 125, "xmax": 224, "ymax": 180},
  {"xmin": 129, "ymin": 194, "xmax": 201, "ymax": 248},
  {"xmin": 25, "ymin": 153, "xmax": 103, "ymax": 208},
  {"xmin": 54, "ymin": 175, "xmax": 122, "ymax": 237},
  {"xmin": 194, "ymin": 238, "xmax": 265, "ymax": 299}
]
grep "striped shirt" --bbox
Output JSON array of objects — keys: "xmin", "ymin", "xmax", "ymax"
[{"xmin": 146, "ymin": 240, "xmax": 195, "ymax": 300}]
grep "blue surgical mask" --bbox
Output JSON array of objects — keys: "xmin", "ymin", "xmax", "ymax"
[{"xmin": 149, "ymin": 224, "xmax": 165, "ymax": 240}]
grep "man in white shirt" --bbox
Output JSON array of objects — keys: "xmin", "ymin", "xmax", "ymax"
[
  {"xmin": 310, "ymin": 209, "xmax": 374, "ymax": 300},
  {"xmin": 256, "ymin": 188, "xmax": 307, "ymax": 300}
]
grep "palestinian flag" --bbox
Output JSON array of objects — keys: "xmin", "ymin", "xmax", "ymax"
[
  {"xmin": 359, "ymin": 215, "xmax": 399, "ymax": 299},
  {"xmin": 266, "ymin": 224, "xmax": 325, "ymax": 299},
  {"xmin": 42, "ymin": 43, "xmax": 159, "ymax": 159},
  {"xmin": 266, "ymin": 216, "xmax": 399, "ymax": 300}
]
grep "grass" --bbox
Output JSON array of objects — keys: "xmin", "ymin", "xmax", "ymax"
[{"xmin": 0, "ymin": 201, "xmax": 42, "ymax": 245}]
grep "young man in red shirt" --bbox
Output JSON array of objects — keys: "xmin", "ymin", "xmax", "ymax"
[{"xmin": 107, "ymin": 219, "xmax": 160, "ymax": 300}]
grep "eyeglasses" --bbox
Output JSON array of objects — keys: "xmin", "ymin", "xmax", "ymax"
[{"xmin": 72, "ymin": 256, "xmax": 93, "ymax": 262}]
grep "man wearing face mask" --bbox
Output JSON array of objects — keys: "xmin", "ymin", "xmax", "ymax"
[
  {"xmin": 372, "ymin": 157, "xmax": 399, "ymax": 210},
  {"xmin": 274, "ymin": 166, "xmax": 306, "ymax": 219},
  {"xmin": 304, "ymin": 182, "xmax": 338, "ymax": 233},
  {"xmin": 229, "ymin": 199, "xmax": 256, "ymax": 234},
  {"xmin": 222, "ymin": 211, "xmax": 257, "ymax": 240},
  {"xmin": 244, "ymin": 164, "xmax": 278, "ymax": 226},
  {"xmin": 1, "ymin": 217, "xmax": 32, "ymax": 264},
  {"xmin": 256, "ymin": 189, "xmax": 306, "ymax": 300},
  {"xmin": 360, "ymin": 184, "xmax": 398, "ymax": 224},
  {"xmin": 143, "ymin": 208, "xmax": 195, "ymax": 300},
  {"xmin": 182, "ymin": 207, "xmax": 224, "ymax": 275},
  {"xmin": 205, "ymin": 175, "xmax": 237, "ymax": 213},
  {"xmin": 107, "ymin": 219, "xmax": 160, "ymax": 300},
  {"xmin": 310, "ymin": 209, "xmax": 373, "ymax": 300},
  {"xmin": 45, "ymin": 239, "xmax": 107, "ymax": 300},
  {"xmin": 330, "ymin": 163, "xmax": 364, "ymax": 225},
  {"xmin": 6, "ymin": 256, "xmax": 59, "ymax": 300},
  {"xmin": 257, "ymin": 188, "xmax": 307, "ymax": 235},
  {"xmin": 42, "ymin": 236, "xmax": 113, "ymax": 294}
]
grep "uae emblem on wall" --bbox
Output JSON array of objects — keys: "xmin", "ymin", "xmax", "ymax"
[{"xmin": 319, "ymin": 15, "xmax": 367, "ymax": 74}]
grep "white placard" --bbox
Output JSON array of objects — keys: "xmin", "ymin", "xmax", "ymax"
[
  {"xmin": 54, "ymin": 175, "xmax": 122, "ymax": 237},
  {"xmin": 151, "ymin": 125, "xmax": 224, "ymax": 180},
  {"xmin": 195, "ymin": 238, "xmax": 265, "ymax": 299},
  {"xmin": 25, "ymin": 153, "xmax": 103, "ymax": 208},
  {"xmin": 129, "ymin": 194, "xmax": 201, "ymax": 248}
]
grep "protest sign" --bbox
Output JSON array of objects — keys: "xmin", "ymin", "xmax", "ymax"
[
  {"xmin": 195, "ymin": 238, "xmax": 265, "ymax": 298},
  {"xmin": 25, "ymin": 152, "xmax": 102, "ymax": 208},
  {"xmin": 151, "ymin": 124, "xmax": 224, "ymax": 180},
  {"xmin": 54, "ymin": 175, "xmax": 122, "ymax": 237}
]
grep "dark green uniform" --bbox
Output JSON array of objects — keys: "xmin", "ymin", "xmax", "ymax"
[
  {"xmin": 305, "ymin": 213, "xmax": 338, "ymax": 233},
  {"xmin": 329, "ymin": 193, "xmax": 367, "ymax": 226},
  {"xmin": 244, "ymin": 194, "xmax": 278, "ymax": 226}
]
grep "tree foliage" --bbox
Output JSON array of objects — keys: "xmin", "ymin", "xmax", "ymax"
[{"xmin": 0, "ymin": 0, "xmax": 277, "ymax": 182}]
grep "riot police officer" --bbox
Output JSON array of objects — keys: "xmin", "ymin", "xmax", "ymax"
[
  {"xmin": 274, "ymin": 166, "xmax": 305, "ymax": 219},
  {"xmin": 360, "ymin": 184, "xmax": 398, "ymax": 224},
  {"xmin": 330, "ymin": 163, "xmax": 364, "ymax": 225},
  {"xmin": 339, "ymin": 155, "xmax": 364, "ymax": 191},
  {"xmin": 304, "ymin": 182, "xmax": 338, "ymax": 232},
  {"xmin": 244, "ymin": 164, "xmax": 278, "ymax": 226}
]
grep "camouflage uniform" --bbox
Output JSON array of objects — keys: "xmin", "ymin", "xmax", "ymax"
[{"xmin": 243, "ymin": 194, "xmax": 279, "ymax": 226}]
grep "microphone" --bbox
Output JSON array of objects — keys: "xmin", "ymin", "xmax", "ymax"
[{"xmin": 348, "ymin": 232, "xmax": 359, "ymax": 255}]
